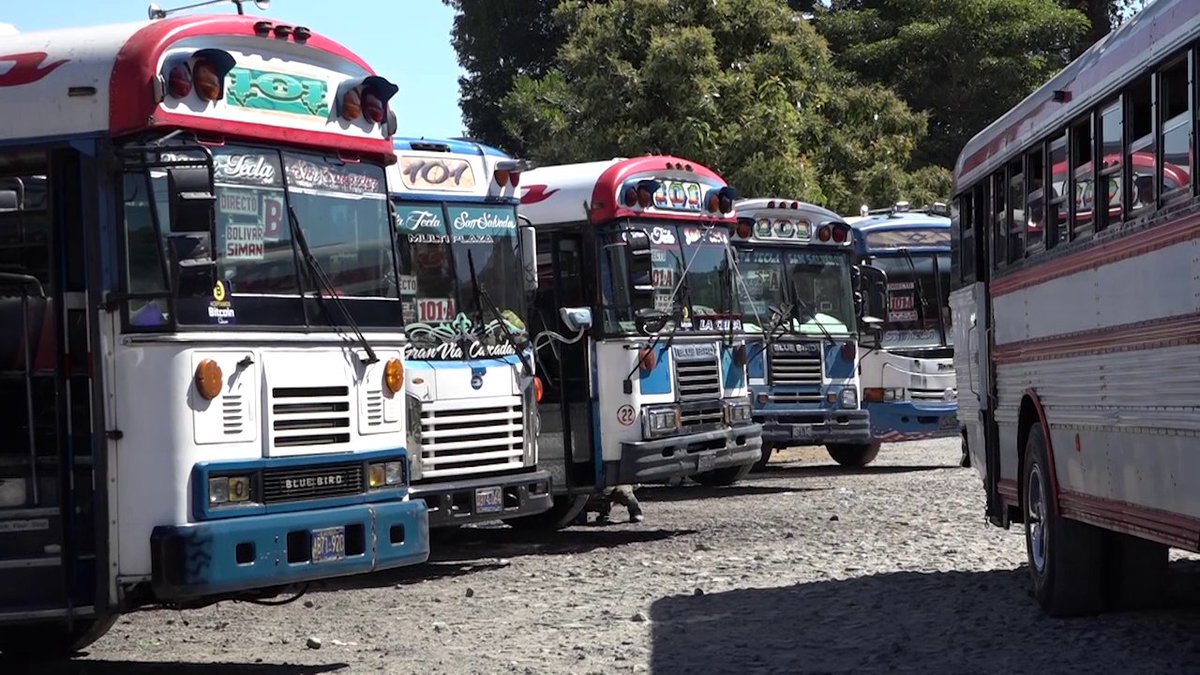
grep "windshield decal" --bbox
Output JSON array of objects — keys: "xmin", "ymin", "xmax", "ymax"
[
  {"xmin": 863, "ymin": 228, "xmax": 950, "ymax": 249},
  {"xmin": 405, "ymin": 311, "xmax": 526, "ymax": 360},
  {"xmin": 208, "ymin": 280, "xmax": 235, "ymax": 325},
  {"xmin": 449, "ymin": 206, "xmax": 517, "ymax": 242},
  {"xmin": 398, "ymin": 156, "xmax": 476, "ymax": 192},
  {"xmin": 215, "ymin": 153, "xmax": 279, "ymax": 186},
  {"xmin": 285, "ymin": 157, "xmax": 383, "ymax": 194},
  {"xmin": 648, "ymin": 226, "xmax": 676, "ymax": 245}
]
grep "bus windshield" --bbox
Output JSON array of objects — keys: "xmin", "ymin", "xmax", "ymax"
[
  {"xmin": 393, "ymin": 202, "xmax": 527, "ymax": 352},
  {"xmin": 597, "ymin": 221, "xmax": 740, "ymax": 335},
  {"xmin": 122, "ymin": 143, "xmax": 399, "ymax": 329},
  {"xmin": 867, "ymin": 252, "xmax": 951, "ymax": 346},
  {"xmin": 737, "ymin": 246, "xmax": 856, "ymax": 336}
]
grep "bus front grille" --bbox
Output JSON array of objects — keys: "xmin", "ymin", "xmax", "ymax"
[
  {"xmin": 270, "ymin": 386, "xmax": 352, "ymax": 449},
  {"xmin": 418, "ymin": 397, "xmax": 524, "ymax": 479},
  {"xmin": 261, "ymin": 461, "xmax": 365, "ymax": 503},
  {"xmin": 675, "ymin": 358, "xmax": 721, "ymax": 403},
  {"xmin": 769, "ymin": 351, "xmax": 822, "ymax": 387}
]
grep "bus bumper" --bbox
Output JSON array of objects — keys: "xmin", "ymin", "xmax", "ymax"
[
  {"xmin": 758, "ymin": 408, "xmax": 871, "ymax": 446},
  {"xmin": 866, "ymin": 401, "xmax": 959, "ymax": 443},
  {"xmin": 149, "ymin": 500, "xmax": 429, "ymax": 601},
  {"xmin": 410, "ymin": 470, "xmax": 553, "ymax": 528},
  {"xmin": 614, "ymin": 424, "xmax": 762, "ymax": 483}
]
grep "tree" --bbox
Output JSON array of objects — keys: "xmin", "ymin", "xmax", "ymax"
[
  {"xmin": 499, "ymin": 0, "xmax": 947, "ymax": 214},
  {"xmin": 1058, "ymin": 0, "xmax": 1147, "ymax": 55},
  {"xmin": 816, "ymin": 0, "xmax": 1089, "ymax": 169},
  {"xmin": 442, "ymin": 0, "xmax": 566, "ymax": 153}
]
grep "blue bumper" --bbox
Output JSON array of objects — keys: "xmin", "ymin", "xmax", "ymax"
[
  {"xmin": 150, "ymin": 500, "xmax": 429, "ymax": 601},
  {"xmin": 866, "ymin": 401, "xmax": 959, "ymax": 443}
]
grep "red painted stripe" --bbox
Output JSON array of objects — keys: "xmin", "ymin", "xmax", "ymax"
[
  {"xmin": 994, "ymin": 311, "xmax": 1200, "ymax": 364},
  {"xmin": 992, "ymin": 210, "xmax": 1200, "ymax": 297},
  {"xmin": 1059, "ymin": 489, "xmax": 1200, "ymax": 550}
]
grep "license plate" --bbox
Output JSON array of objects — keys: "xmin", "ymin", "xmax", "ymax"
[
  {"xmin": 475, "ymin": 486, "xmax": 504, "ymax": 514},
  {"xmin": 697, "ymin": 453, "xmax": 716, "ymax": 472},
  {"xmin": 792, "ymin": 424, "xmax": 814, "ymax": 439},
  {"xmin": 310, "ymin": 526, "xmax": 346, "ymax": 564}
]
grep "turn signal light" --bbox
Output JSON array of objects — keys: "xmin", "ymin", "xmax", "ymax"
[
  {"xmin": 363, "ymin": 91, "xmax": 385, "ymax": 124},
  {"xmin": 817, "ymin": 225, "xmax": 832, "ymax": 242},
  {"xmin": 341, "ymin": 88, "xmax": 362, "ymax": 120},
  {"xmin": 167, "ymin": 63, "xmax": 192, "ymax": 98},
  {"xmin": 195, "ymin": 359, "xmax": 223, "ymax": 400},
  {"xmin": 193, "ymin": 59, "xmax": 223, "ymax": 102},
  {"xmin": 735, "ymin": 220, "xmax": 753, "ymax": 238},
  {"xmin": 863, "ymin": 387, "xmax": 885, "ymax": 403},
  {"xmin": 495, "ymin": 169, "xmax": 511, "ymax": 187},
  {"xmin": 384, "ymin": 358, "xmax": 404, "ymax": 394},
  {"xmin": 832, "ymin": 224, "xmax": 849, "ymax": 244},
  {"xmin": 533, "ymin": 376, "xmax": 544, "ymax": 403},
  {"xmin": 636, "ymin": 187, "xmax": 653, "ymax": 208},
  {"xmin": 622, "ymin": 187, "xmax": 638, "ymax": 207}
]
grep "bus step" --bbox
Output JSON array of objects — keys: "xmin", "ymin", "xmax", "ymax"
[
  {"xmin": 0, "ymin": 565, "xmax": 67, "ymax": 606},
  {"xmin": 0, "ymin": 555, "xmax": 60, "ymax": 569}
]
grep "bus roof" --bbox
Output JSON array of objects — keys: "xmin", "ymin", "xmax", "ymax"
[
  {"xmin": 388, "ymin": 136, "xmax": 520, "ymax": 203},
  {"xmin": 517, "ymin": 155, "xmax": 737, "ymax": 226},
  {"xmin": 851, "ymin": 213, "xmax": 950, "ymax": 254},
  {"xmin": 0, "ymin": 14, "xmax": 395, "ymax": 159},
  {"xmin": 732, "ymin": 197, "xmax": 853, "ymax": 248},
  {"xmin": 953, "ymin": 0, "xmax": 1198, "ymax": 190}
]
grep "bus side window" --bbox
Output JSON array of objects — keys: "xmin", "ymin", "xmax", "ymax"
[
  {"xmin": 1006, "ymin": 159, "xmax": 1024, "ymax": 262},
  {"xmin": 990, "ymin": 171, "xmax": 1007, "ymax": 269},
  {"xmin": 1070, "ymin": 115, "xmax": 1095, "ymax": 242},
  {"xmin": 1025, "ymin": 145, "xmax": 1046, "ymax": 253},
  {"xmin": 1125, "ymin": 75, "xmax": 1155, "ymax": 218},
  {"xmin": 957, "ymin": 192, "xmax": 976, "ymax": 283},
  {"xmin": 1097, "ymin": 98, "xmax": 1122, "ymax": 231},
  {"xmin": 1047, "ymin": 133, "xmax": 1067, "ymax": 249},
  {"xmin": 1158, "ymin": 54, "xmax": 1191, "ymax": 205}
]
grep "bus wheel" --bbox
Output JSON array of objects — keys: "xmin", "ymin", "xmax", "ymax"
[
  {"xmin": 1023, "ymin": 424, "xmax": 1103, "ymax": 616},
  {"xmin": 960, "ymin": 431, "xmax": 971, "ymax": 468},
  {"xmin": 826, "ymin": 442, "xmax": 880, "ymax": 467},
  {"xmin": 751, "ymin": 445, "xmax": 775, "ymax": 472},
  {"xmin": 504, "ymin": 494, "xmax": 589, "ymax": 532},
  {"xmin": 0, "ymin": 615, "xmax": 117, "ymax": 659},
  {"xmin": 692, "ymin": 462, "xmax": 754, "ymax": 487}
]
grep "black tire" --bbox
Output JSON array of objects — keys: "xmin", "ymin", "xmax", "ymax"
[
  {"xmin": 1023, "ymin": 424, "xmax": 1103, "ymax": 616},
  {"xmin": 0, "ymin": 615, "xmax": 117, "ymax": 659},
  {"xmin": 751, "ymin": 445, "xmax": 775, "ymax": 472},
  {"xmin": 826, "ymin": 442, "xmax": 881, "ymax": 467},
  {"xmin": 503, "ymin": 494, "xmax": 589, "ymax": 532},
  {"xmin": 692, "ymin": 462, "xmax": 754, "ymax": 487},
  {"xmin": 960, "ymin": 431, "xmax": 972, "ymax": 468},
  {"xmin": 1103, "ymin": 531, "xmax": 1168, "ymax": 611}
]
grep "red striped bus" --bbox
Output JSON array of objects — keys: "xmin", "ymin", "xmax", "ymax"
[{"xmin": 951, "ymin": 0, "xmax": 1200, "ymax": 616}]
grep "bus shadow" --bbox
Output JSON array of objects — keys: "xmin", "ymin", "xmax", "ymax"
[
  {"xmin": 637, "ymin": 483, "xmax": 831, "ymax": 503},
  {"xmin": 758, "ymin": 461, "xmax": 953, "ymax": 478},
  {"xmin": 2, "ymin": 660, "xmax": 347, "ymax": 674},
  {"xmin": 649, "ymin": 563, "xmax": 1200, "ymax": 673}
]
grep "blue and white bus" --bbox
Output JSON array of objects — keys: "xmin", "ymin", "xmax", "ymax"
[
  {"xmin": 388, "ymin": 137, "xmax": 552, "ymax": 529},
  {"xmin": 850, "ymin": 206, "xmax": 959, "ymax": 457}
]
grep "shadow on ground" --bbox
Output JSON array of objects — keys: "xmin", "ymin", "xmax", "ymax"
[
  {"xmin": 1, "ymin": 660, "xmax": 346, "ymax": 674},
  {"xmin": 638, "ymin": 483, "xmax": 830, "ymax": 503},
  {"xmin": 651, "ymin": 563, "xmax": 1200, "ymax": 673},
  {"xmin": 757, "ymin": 461, "xmax": 953, "ymax": 478}
]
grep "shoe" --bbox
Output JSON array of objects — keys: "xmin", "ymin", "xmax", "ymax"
[
  {"xmin": 596, "ymin": 513, "xmax": 613, "ymax": 525},
  {"xmin": 630, "ymin": 512, "xmax": 644, "ymax": 523}
]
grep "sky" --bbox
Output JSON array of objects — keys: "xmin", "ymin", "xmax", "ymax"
[{"xmin": 1, "ymin": 0, "xmax": 468, "ymax": 139}]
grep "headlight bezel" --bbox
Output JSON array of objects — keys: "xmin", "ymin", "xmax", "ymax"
[
  {"xmin": 642, "ymin": 405, "xmax": 681, "ymax": 438},
  {"xmin": 839, "ymin": 387, "xmax": 859, "ymax": 409},
  {"xmin": 722, "ymin": 398, "xmax": 754, "ymax": 426},
  {"xmin": 368, "ymin": 460, "xmax": 407, "ymax": 490},
  {"xmin": 208, "ymin": 474, "xmax": 253, "ymax": 506}
]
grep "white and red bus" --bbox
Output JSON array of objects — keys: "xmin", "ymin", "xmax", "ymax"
[
  {"xmin": 951, "ymin": 0, "xmax": 1199, "ymax": 615},
  {"xmin": 0, "ymin": 11, "xmax": 429, "ymax": 656}
]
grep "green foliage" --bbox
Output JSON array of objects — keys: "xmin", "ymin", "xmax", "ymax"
[
  {"xmin": 495, "ymin": 0, "xmax": 944, "ymax": 214},
  {"xmin": 815, "ymin": 0, "xmax": 1090, "ymax": 169}
]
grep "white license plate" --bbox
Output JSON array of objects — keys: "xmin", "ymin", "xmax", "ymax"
[
  {"xmin": 792, "ymin": 424, "xmax": 814, "ymax": 439},
  {"xmin": 311, "ymin": 526, "xmax": 346, "ymax": 564},
  {"xmin": 697, "ymin": 453, "xmax": 716, "ymax": 472},
  {"xmin": 475, "ymin": 486, "xmax": 504, "ymax": 514}
]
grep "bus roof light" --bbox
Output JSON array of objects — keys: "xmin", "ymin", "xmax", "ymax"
[
  {"xmin": 190, "ymin": 49, "xmax": 235, "ymax": 103},
  {"xmin": 293, "ymin": 26, "xmax": 311, "ymax": 44},
  {"xmin": 635, "ymin": 179, "xmax": 659, "ymax": 208},
  {"xmin": 363, "ymin": 91, "xmax": 386, "ymax": 124},
  {"xmin": 273, "ymin": 24, "xmax": 293, "ymax": 40},
  {"xmin": 831, "ymin": 224, "xmax": 848, "ymax": 243},
  {"xmin": 735, "ymin": 218, "xmax": 753, "ymax": 238},
  {"xmin": 510, "ymin": 171, "xmax": 521, "ymax": 187},
  {"xmin": 817, "ymin": 225, "xmax": 831, "ymax": 242},
  {"xmin": 622, "ymin": 186, "xmax": 638, "ymax": 207},
  {"xmin": 790, "ymin": 201, "xmax": 799, "ymax": 209},
  {"xmin": 718, "ymin": 187, "xmax": 736, "ymax": 213},
  {"xmin": 495, "ymin": 169, "xmax": 510, "ymax": 187},
  {"xmin": 341, "ymin": 88, "xmax": 362, "ymax": 120},
  {"xmin": 167, "ymin": 63, "xmax": 192, "ymax": 99},
  {"xmin": 253, "ymin": 21, "xmax": 273, "ymax": 36}
]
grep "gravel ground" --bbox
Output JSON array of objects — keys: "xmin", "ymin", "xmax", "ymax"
[{"xmin": 14, "ymin": 437, "xmax": 1200, "ymax": 674}]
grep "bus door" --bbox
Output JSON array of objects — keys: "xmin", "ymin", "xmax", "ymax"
[
  {"xmin": 531, "ymin": 230, "xmax": 597, "ymax": 493},
  {"xmin": 0, "ymin": 146, "xmax": 100, "ymax": 621}
]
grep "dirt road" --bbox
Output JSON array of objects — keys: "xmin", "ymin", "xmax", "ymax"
[{"xmin": 17, "ymin": 438, "xmax": 1200, "ymax": 673}]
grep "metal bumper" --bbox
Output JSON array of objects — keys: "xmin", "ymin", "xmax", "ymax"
[
  {"xmin": 149, "ymin": 500, "xmax": 429, "ymax": 601},
  {"xmin": 758, "ymin": 408, "xmax": 871, "ymax": 446},
  {"xmin": 409, "ymin": 470, "xmax": 553, "ymax": 528},
  {"xmin": 613, "ymin": 424, "xmax": 762, "ymax": 484}
]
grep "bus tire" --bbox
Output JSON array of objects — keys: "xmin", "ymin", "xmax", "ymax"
[
  {"xmin": 1023, "ymin": 424, "xmax": 1103, "ymax": 616},
  {"xmin": 692, "ymin": 462, "xmax": 754, "ymax": 487},
  {"xmin": 751, "ymin": 445, "xmax": 775, "ymax": 472},
  {"xmin": 826, "ymin": 442, "xmax": 880, "ymax": 467},
  {"xmin": 0, "ymin": 615, "xmax": 117, "ymax": 659},
  {"xmin": 504, "ymin": 494, "xmax": 589, "ymax": 532}
]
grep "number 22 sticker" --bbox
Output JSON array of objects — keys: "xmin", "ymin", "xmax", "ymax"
[{"xmin": 616, "ymin": 404, "xmax": 636, "ymax": 426}]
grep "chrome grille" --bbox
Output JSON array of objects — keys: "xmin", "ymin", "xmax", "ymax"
[
  {"xmin": 772, "ymin": 391, "xmax": 824, "ymax": 404},
  {"xmin": 261, "ymin": 462, "xmax": 364, "ymax": 503},
  {"xmin": 222, "ymin": 393, "xmax": 245, "ymax": 436},
  {"xmin": 420, "ymin": 397, "xmax": 524, "ymax": 479},
  {"xmin": 910, "ymin": 388, "xmax": 951, "ymax": 402},
  {"xmin": 769, "ymin": 345, "xmax": 823, "ymax": 386},
  {"xmin": 675, "ymin": 358, "xmax": 721, "ymax": 403},
  {"xmin": 680, "ymin": 402, "xmax": 722, "ymax": 431},
  {"xmin": 271, "ymin": 386, "xmax": 352, "ymax": 449}
]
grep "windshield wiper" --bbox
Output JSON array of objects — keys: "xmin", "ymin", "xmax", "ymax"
[
  {"xmin": 466, "ymin": 249, "xmax": 533, "ymax": 377},
  {"xmin": 929, "ymin": 252, "xmax": 948, "ymax": 346},
  {"xmin": 288, "ymin": 204, "xmax": 378, "ymax": 365},
  {"xmin": 898, "ymin": 247, "xmax": 928, "ymax": 328},
  {"xmin": 789, "ymin": 277, "xmax": 836, "ymax": 346}
]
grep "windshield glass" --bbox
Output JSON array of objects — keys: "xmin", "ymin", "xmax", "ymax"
[
  {"xmin": 736, "ymin": 246, "xmax": 856, "ymax": 336},
  {"xmin": 121, "ymin": 144, "xmax": 399, "ymax": 329},
  {"xmin": 867, "ymin": 253, "xmax": 952, "ymax": 346},
  {"xmin": 598, "ymin": 221, "xmax": 740, "ymax": 335},
  {"xmin": 394, "ymin": 202, "xmax": 527, "ymax": 355}
]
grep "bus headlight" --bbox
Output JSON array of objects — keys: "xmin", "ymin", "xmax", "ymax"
[
  {"xmin": 368, "ymin": 461, "xmax": 406, "ymax": 489},
  {"xmin": 643, "ymin": 405, "xmax": 681, "ymax": 438},
  {"xmin": 839, "ymin": 388, "xmax": 859, "ymax": 409},
  {"xmin": 723, "ymin": 399, "xmax": 754, "ymax": 426},
  {"xmin": 209, "ymin": 475, "xmax": 252, "ymax": 506}
]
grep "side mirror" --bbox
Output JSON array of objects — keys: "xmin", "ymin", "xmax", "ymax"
[
  {"xmin": 519, "ymin": 217, "xmax": 538, "ymax": 295},
  {"xmin": 856, "ymin": 264, "xmax": 889, "ymax": 329},
  {"xmin": 167, "ymin": 166, "xmax": 216, "ymax": 234},
  {"xmin": 167, "ymin": 231, "xmax": 216, "ymax": 299},
  {"xmin": 559, "ymin": 306, "xmax": 592, "ymax": 332},
  {"xmin": 623, "ymin": 228, "xmax": 655, "ymax": 314},
  {"xmin": 634, "ymin": 308, "xmax": 669, "ymax": 336}
]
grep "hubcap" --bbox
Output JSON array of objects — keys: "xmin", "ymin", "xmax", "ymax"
[{"xmin": 1026, "ymin": 461, "xmax": 1047, "ymax": 574}]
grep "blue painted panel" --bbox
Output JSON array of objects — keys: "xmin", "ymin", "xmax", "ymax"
[
  {"xmin": 639, "ymin": 344, "xmax": 672, "ymax": 395},
  {"xmin": 824, "ymin": 342, "xmax": 856, "ymax": 380},
  {"xmin": 721, "ymin": 345, "xmax": 745, "ymax": 390},
  {"xmin": 865, "ymin": 400, "xmax": 959, "ymax": 442},
  {"xmin": 746, "ymin": 339, "xmax": 766, "ymax": 380}
]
